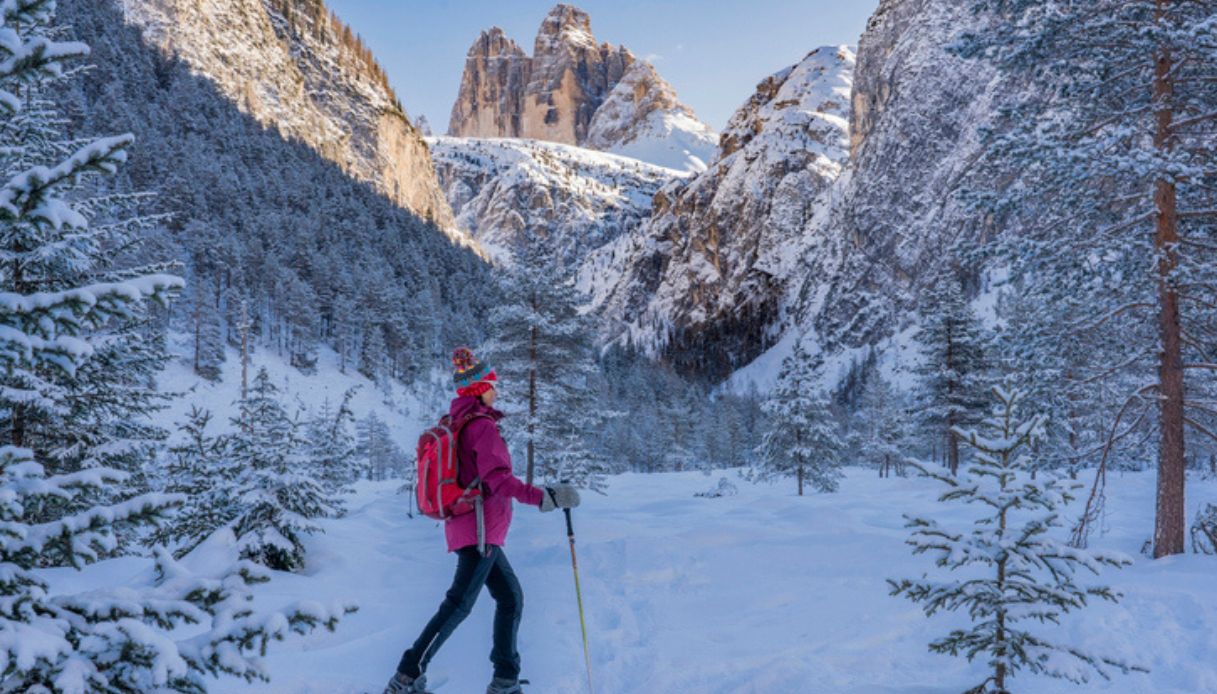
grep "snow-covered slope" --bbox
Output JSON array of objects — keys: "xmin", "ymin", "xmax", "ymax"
[
  {"xmin": 115, "ymin": 0, "xmax": 458, "ymax": 232},
  {"xmin": 49, "ymin": 469, "xmax": 1217, "ymax": 693},
  {"xmin": 598, "ymin": 46, "xmax": 855, "ymax": 377},
  {"xmin": 427, "ymin": 136, "xmax": 683, "ymax": 278},
  {"xmin": 156, "ymin": 333, "xmax": 440, "ymax": 454},
  {"xmin": 448, "ymin": 4, "xmax": 716, "ymax": 173}
]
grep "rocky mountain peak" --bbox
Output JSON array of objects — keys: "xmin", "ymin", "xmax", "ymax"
[
  {"xmin": 448, "ymin": 4, "xmax": 715, "ymax": 172},
  {"xmin": 536, "ymin": 3, "xmax": 597, "ymax": 50}
]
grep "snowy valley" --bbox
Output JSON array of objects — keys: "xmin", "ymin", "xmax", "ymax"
[{"xmin": 4, "ymin": 0, "xmax": 1216, "ymax": 693}]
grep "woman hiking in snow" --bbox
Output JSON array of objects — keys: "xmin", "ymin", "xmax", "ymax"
[{"xmin": 384, "ymin": 347, "xmax": 581, "ymax": 694}]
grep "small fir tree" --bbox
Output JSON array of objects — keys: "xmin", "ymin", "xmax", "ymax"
[
  {"xmin": 754, "ymin": 343, "xmax": 843, "ymax": 495},
  {"xmin": 914, "ymin": 270, "xmax": 988, "ymax": 474},
  {"xmin": 305, "ymin": 388, "xmax": 361, "ymax": 496},
  {"xmin": 890, "ymin": 385, "xmax": 1140, "ymax": 693}
]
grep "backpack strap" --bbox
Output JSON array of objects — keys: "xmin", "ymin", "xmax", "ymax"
[
  {"xmin": 448, "ymin": 412, "xmax": 494, "ymax": 557},
  {"xmin": 447, "ymin": 412, "xmax": 494, "ymax": 488}
]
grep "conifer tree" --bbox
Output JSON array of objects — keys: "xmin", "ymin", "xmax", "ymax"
[
  {"xmin": 890, "ymin": 385, "xmax": 1139, "ymax": 692},
  {"xmin": 306, "ymin": 388, "xmax": 361, "ymax": 496},
  {"xmin": 855, "ymin": 371, "xmax": 912, "ymax": 478},
  {"xmin": 952, "ymin": 0, "xmax": 1217, "ymax": 557},
  {"xmin": 914, "ymin": 270, "xmax": 988, "ymax": 475},
  {"xmin": 755, "ymin": 343, "xmax": 843, "ymax": 495},
  {"xmin": 0, "ymin": 4, "xmax": 350, "ymax": 688},
  {"xmin": 483, "ymin": 241, "xmax": 608, "ymax": 488},
  {"xmin": 228, "ymin": 367, "xmax": 337, "ymax": 570}
]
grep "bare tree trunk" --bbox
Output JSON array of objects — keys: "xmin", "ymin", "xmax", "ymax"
[
  {"xmin": 1152, "ymin": 2, "xmax": 1186, "ymax": 558},
  {"xmin": 797, "ymin": 463, "xmax": 804, "ymax": 496},
  {"xmin": 526, "ymin": 295, "xmax": 538, "ymax": 486}
]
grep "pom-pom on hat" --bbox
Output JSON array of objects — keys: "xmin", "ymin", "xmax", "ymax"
[{"xmin": 452, "ymin": 346, "xmax": 497, "ymax": 397}]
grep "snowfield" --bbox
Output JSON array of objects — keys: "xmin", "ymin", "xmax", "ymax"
[{"xmin": 51, "ymin": 465, "xmax": 1216, "ymax": 693}]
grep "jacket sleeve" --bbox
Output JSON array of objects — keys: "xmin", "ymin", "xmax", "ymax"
[{"xmin": 468, "ymin": 419, "xmax": 544, "ymax": 507}]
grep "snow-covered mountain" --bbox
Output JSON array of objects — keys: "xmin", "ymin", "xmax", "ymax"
[
  {"xmin": 597, "ymin": 46, "xmax": 855, "ymax": 377},
  {"xmin": 115, "ymin": 0, "xmax": 457, "ymax": 232},
  {"xmin": 448, "ymin": 4, "xmax": 716, "ymax": 173},
  {"xmin": 585, "ymin": 60, "xmax": 719, "ymax": 173},
  {"xmin": 428, "ymin": 136, "xmax": 682, "ymax": 282}
]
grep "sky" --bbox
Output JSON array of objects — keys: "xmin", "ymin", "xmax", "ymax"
[{"xmin": 324, "ymin": 0, "xmax": 878, "ymax": 133}]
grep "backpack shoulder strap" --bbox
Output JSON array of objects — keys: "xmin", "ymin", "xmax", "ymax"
[{"xmin": 449, "ymin": 412, "xmax": 495, "ymax": 483}]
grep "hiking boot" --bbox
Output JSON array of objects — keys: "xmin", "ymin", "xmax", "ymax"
[
  {"xmin": 486, "ymin": 677, "xmax": 525, "ymax": 694},
  {"xmin": 383, "ymin": 672, "xmax": 431, "ymax": 694}
]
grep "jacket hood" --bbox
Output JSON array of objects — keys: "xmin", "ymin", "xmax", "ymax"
[{"xmin": 449, "ymin": 395, "xmax": 504, "ymax": 422}]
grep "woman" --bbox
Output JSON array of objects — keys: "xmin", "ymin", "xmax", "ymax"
[{"xmin": 384, "ymin": 347, "xmax": 581, "ymax": 694}]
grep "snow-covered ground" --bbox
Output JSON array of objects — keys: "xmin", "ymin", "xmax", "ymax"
[{"xmin": 54, "ymin": 464, "xmax": 1216, "ymax": 693}]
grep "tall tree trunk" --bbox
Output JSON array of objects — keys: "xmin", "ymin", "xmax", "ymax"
[
  {"xmin": 797, "ymin": 463, "xmax": 804, "ymax": 496},
  {"xmin": 1152, "ymin": 0, "xmax": 1185, "ymax": 558},
  {"xmin": 526, "ymin": 297, "xmax": 538, "ymax": 486}
]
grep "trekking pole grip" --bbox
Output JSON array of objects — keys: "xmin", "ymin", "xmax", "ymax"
[{"xmin": 564, "ymin": 507, "xmax": 574, "ymax": 539}]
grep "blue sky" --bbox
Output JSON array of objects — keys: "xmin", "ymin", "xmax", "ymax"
[{"xmin": 324, "ymin": 1, "xmax": 878, "ymax": 132}]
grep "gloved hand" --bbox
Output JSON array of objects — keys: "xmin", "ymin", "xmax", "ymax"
[{"xmin": 538, "ymin": 483, "xmax": 581, "ymax": 512}]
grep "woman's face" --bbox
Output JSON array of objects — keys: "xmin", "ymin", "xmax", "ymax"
[{"xmin": 481, "ymin": 386, "xmax": 498, "ymax": 407}]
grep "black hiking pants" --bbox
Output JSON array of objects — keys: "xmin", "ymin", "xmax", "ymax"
[{"xmin": 397, "ymin": 546, "xmax": 524, "ymax": 681}]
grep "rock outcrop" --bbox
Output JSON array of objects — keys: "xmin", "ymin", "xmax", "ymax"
[
  {"xmin": 597, "ymin": 46, "xmax": 855, "ymax": 377},
  {"xmin": 116, "ymin": 0, "xmax": 458, "ymax": 232},
  {"xmin": 448, "ymin": 4, "xmax": 715, "ymax": 172}
]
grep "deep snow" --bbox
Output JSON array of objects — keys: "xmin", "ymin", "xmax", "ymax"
[{"xmin": 52, "ymin": 463, "xmax": 1216, "ymax": 693}]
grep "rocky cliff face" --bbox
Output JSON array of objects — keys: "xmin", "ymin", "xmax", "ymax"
[
  {"xmin": 597, "ymin": 46, "xmax": 855, "ymax": 377},
  {"xmin": 448, "ymin": 4, "xmax": 715, "ymax": 172},
  {"xmin": 428, "ymin": 136, "xmax": 680, "ymax": 291},
  {"xmin": 116, "ymin": 0, "xmax": 457, "ymax": 231},
  {"xmin": 792, "ymin": 0, "xmax": 998, "ymax": 355}
]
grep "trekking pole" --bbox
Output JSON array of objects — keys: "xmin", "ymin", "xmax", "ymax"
[{"xmin": 564, "ymin": 506, "xmax": 595, "ymax": 694}]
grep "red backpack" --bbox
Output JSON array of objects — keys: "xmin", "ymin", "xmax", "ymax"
[{"xmin": 416, "ymin": 412, "xmax": 490, "ymax": 520}]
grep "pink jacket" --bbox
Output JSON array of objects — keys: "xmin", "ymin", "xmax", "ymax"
[{"xmin": 444, "ymin": 396, "xmax": 544, "ymax": 552}]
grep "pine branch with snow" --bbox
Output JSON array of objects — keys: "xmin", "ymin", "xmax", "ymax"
[{"xmin": 890, "ymin": 384, "xmax": 1142, "ymax": 692}]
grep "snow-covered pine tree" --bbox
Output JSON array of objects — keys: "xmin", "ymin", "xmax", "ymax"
[
  {"xmin": 357, "ymin": 410, "xmax": 400, "ymax": 481},
  {"xmin": 0, "ymin": 3, "xmax": 350, "ymax": 688},
  {"xmin": 1192, "ymin": 504, "xmax": 1217, "ymax": 555},
  {"xmin": 0, "ymin": 2, "xmax": 179, "ymax": 542},
  {"xmin": 156, "ymin": 369, "xmax": 339, "ymax": 571},
  {"xmin": 483, "ymin": 240, "xmax": 610, "ymax": 488},
  {"xmin": 754, "ymin": 342, "xmax": 843, "ymax": 495},
  {"xmin": 890, "ymin": 385, "xmax": 1139, "ymax": 692},
  {"xmin": 855, "ymin": 370, "xmax": 913, "ymax": 478},
  {"xmin": 148, "ymin": 405, "xmax": 234, "ymax": 553},
  {"xmin": 306, "ymin": 388, "xmax": 361, "ymax": 497},
  {"xmin": 228, "ymin": 367, "xmax": 337, "ymax": 571},
  {"xmin": 952, "ymin": 0, "xmax": 1217, "ymax": 557},
  {"xmin": 913, "ymin": 269, "xmax": 988, "ymax": 475}
]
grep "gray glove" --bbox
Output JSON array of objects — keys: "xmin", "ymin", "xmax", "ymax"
[{"xmin": 539, "ymin": 483, "xmax": 581, "ymax": 512}]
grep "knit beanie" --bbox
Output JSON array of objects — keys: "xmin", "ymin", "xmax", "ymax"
[{"xmin": 452, "ymin": 346, "xmax": 497, "ymax": 398}]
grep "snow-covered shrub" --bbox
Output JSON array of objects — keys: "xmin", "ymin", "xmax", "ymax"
[
  {"xmin": 1192, "ymin": 504, "xmax": 1217, "ymax": 555},
  {"xmin": 694, "ymin": 477, "xmax": 738, "ymax": 498},
  {"xmin": 890, "ymin": 385, "xmax": 1141, "ymax": 692}
]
